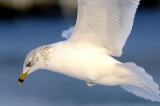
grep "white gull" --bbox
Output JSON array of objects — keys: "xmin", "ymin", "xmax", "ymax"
[{"xmin": 19, "ymin": 0, "xmax": 160, "ymax": 102}]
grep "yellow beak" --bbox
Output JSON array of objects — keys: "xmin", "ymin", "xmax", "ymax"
[{"xmin": 18, "ymin": 70, "xmax": 29, "ymax": 85}]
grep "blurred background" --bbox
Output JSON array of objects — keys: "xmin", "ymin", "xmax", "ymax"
[{"xmin": 0, "ymin": 0, "xmax": 160, "ymax": 106}]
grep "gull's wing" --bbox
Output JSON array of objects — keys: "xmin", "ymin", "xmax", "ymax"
[
  {"xmin": 67, "ymin": 0, "xmax": 140, "ymax": 57},
  {"xmin": 61, "ymin": 26, "xmax": 74, "ymax": 39}
]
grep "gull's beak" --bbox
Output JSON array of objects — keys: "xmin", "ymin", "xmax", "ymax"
[{"xmin": 18, "ymin": 70, "xmax": 29, "ymax": 85}]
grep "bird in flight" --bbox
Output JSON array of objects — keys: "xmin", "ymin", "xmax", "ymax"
[{"xmin": 19, "ymin": 0, "xmax": 160, "ymax": 102}]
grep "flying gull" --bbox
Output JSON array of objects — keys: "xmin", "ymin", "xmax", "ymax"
[{"xmin": 19, "ymin": 0, "xmax": 160, "ymax": 102}]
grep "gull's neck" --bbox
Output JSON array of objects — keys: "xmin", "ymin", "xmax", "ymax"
[{"xmin": 44, "ymin": 41, "xmax": 67, "ymax": 74}]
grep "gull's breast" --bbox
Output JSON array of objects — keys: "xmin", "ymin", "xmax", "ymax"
[{"xmin": 48, "ymin": 44, "xmax": 120, "ymax": 81}]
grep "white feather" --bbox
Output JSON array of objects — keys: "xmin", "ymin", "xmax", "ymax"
[
  {"xmin": 61, "ymin": 26, "xmax": 74, "ymax": 39},
  {"xmin": 120, "ymin": 62, "xmax": 160, "ymax": 102},
  {"xmin": 66, "ymin": 0, "xmax": 140, "ymax": 57}
]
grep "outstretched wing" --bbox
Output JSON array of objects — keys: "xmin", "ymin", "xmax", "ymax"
[
  {"xmin": 67, "ymin": 0, "xmax": 140, "ymax": 57},
  {"xmin": 61, "ymin": 26, "xmax": 74, "ymax": 40}
]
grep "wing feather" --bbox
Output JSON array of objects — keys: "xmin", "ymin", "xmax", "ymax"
[
  {"xmin": 67, "ymin": 0, "xmax": 140, "ymax": 56},
  {"xmin": 61, "ymin": 26, "xmax": 74, "ymax": 39}
]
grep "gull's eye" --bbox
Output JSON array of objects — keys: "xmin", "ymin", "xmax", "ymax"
[{"xmin": 26, "ymin": 62, "xmax": 32, "ymax": 67}]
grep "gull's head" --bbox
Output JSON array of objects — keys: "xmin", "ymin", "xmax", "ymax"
[{"xmin": 18, "ymin": 45, "xmax": 52, "ymax": 85}]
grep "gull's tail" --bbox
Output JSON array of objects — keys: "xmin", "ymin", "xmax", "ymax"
[{"xmin": 119, "ymin": 62, "xmax": 160, "ymax": 102}]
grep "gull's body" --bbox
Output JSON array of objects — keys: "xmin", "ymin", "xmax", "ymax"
[
  {"xmin": 19, "ymin": 0, "xmax": 160, "ymax": 102},
  {"xmin": 47, "ymin": 42, "xmax": 143, "ymax": 87},
  {"xmin": 47, "ymin": 42, "xmax": 120, "ymax": 84}
]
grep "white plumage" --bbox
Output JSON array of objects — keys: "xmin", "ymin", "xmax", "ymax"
[
  {"xmin": 68, "ymin": 0, "xmax": 140, "ymax": 57},
  {"xmin": 20, "ymin": 0, "xmax": 160, "ymax": 102}
]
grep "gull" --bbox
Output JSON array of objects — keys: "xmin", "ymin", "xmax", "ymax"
[{"xmin": 18, "ymin": 0, "xmax": 160, "ymax": 102}]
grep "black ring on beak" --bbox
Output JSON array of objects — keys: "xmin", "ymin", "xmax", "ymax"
[{"xmin": 18, "ymin": 78, "xmax": 24, "ymax": 83}]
